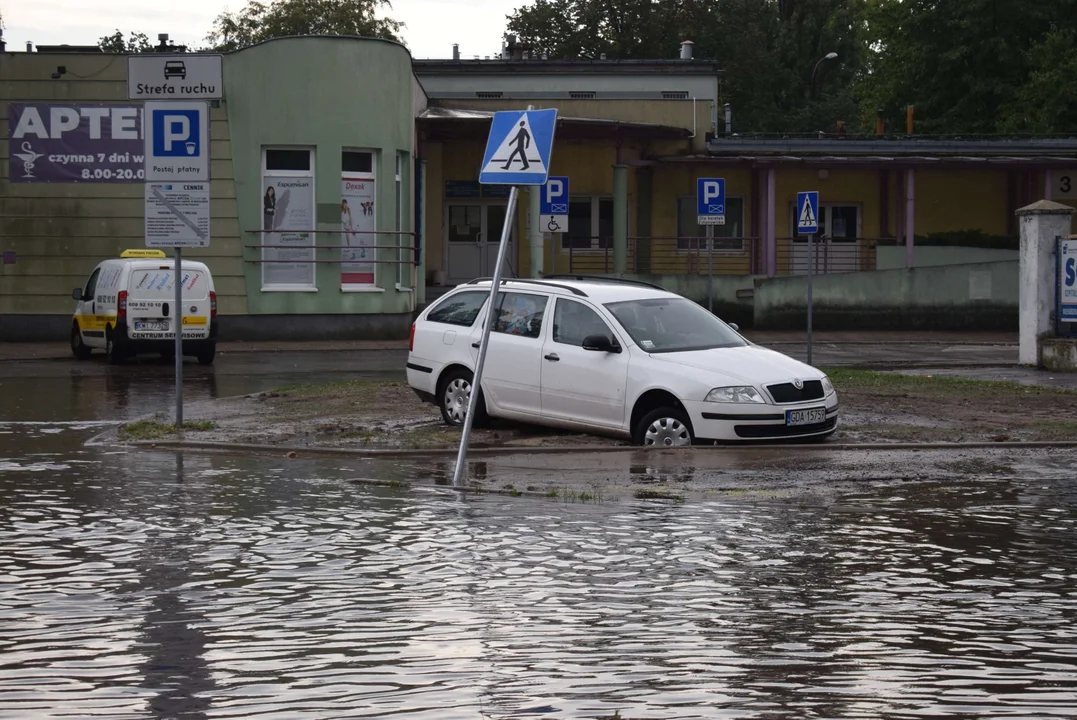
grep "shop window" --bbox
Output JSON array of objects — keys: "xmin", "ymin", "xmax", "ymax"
[
  {"xmin": 562, "ymin": 197, "xmax": 614, "ymax": 250},
  {"xmin": 261, "ymin": 147, "xmax": 316, "ymax": 290},
  {"xmin": 676, "ymin": 196, "xmax": 745, "ymax": 252},
  {"xmin": 341, "ymin": 149, "xmax": 377, "ymax": 288}
]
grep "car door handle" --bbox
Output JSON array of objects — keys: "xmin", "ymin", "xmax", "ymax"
[
  {"xmin": 544, "ymin": 353, "xmax": 559, "ymax": 362},
  {"xmin": 472, "ymin": 341, "xmax": 481, "ymax": 348}
]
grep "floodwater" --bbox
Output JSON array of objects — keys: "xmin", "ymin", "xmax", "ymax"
[{"xmin": 2, "ymin": 356, "xmax": 1077, "ymax": 718}]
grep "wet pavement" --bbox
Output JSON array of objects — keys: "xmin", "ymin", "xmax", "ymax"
[{"xmin": 3, "ymin": 340, "xmax": 1077, "ymax": 718}]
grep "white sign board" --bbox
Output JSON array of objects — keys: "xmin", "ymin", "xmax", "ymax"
[
  {"xmin": 1061, "ymin": 238, "xmax": 1077, "ymax": 321},
  {"xmin": 145, "ymin": 182, "xmax": 210, "ymax": 248},
  {"xmin": 128, "ymin": 55, "xmax": 223, "ymax": 99},
  {"xmin": 143, "ymin": 101, "xmax": 210, "ymax": 182}
]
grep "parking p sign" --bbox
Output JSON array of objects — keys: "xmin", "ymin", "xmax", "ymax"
[
  {"xmin": 697, "ymin": 177, "xmax": 726, "ymax": 225},
  {"xmin": 539, "ymin": 175, "xmax": 569, "ymax": 233},
  {"xmin": 144, "ymin": 100, "xmax": 209, "ymax": 182}
]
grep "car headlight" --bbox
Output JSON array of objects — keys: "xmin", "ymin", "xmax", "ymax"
[
  {"xmin": 821, "ymin": 376, "xmax": 835, "ymax": 396},
  {"xmin": 705, "ymin": 386, "xmax": 766, "ymax": 404}
]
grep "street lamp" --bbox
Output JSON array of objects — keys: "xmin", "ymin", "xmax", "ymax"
[{"xmin": 811, "ymin": 52, "xmax": 839, "ymax": 99}]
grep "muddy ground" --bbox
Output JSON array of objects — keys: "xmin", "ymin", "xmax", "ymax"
[{"xmin": 116, "ymin": 368, "xmax": 1077, "ymax": 450}]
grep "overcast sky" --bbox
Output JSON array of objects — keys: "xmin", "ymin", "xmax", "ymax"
[{"xmin": 2, "ymin": 0, "xmax": 529, "ymax": 59}]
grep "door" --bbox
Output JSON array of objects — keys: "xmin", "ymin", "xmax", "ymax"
[
  {"xmin": 75, "ymin": 267, "xmax": 105, "ymax": 347},
  {"xmin": 446, "ymin": 202, "xmax": 516, "ymax": 284},
  {"xmin": 540, "ymin": 298, "xmax": 631, "ymax": 429},
  {"xmin": 469, "ymin": 290, "xmax": 548, "ymax": 416},
  {"xmin": 791, "ymin": 204, "xmax": 862, "ymax": 274}
]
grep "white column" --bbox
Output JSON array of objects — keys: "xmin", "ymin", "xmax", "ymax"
[{"xmin": 1016, "ymin": 201, "xmax": 1076, "ymax": 365}]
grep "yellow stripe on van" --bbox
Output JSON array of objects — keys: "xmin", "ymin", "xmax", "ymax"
[
  {"xmin": 75, "ymin": 314, "xmax": 115, "ymax": 332},
  {"xmin": 181, "ymin": 316, "xmax": 207, "ymax": 326}
]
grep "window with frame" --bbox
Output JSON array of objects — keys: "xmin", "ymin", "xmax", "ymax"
[
  {"xmin": 552, "ymin": 298, "xmax": 616, "ymax": 347},
  {"xmin": 261, "ymin": 147, "xmax": 316, "ymax": 290},
  {"xmin": 789, "ymin": 203, "xmax": 861, "ymax": 242},
  {"xmin": 562, "ymin": 197, "xmax": 614, "ymax": 250},
  {"xmin": 341, "ymin": 149, "xmax": 376, "ymax": 287},
  {"xmin": 427, "ymin": 291, "xmax": 487, "ymax": 326},
  {"xmin": 82, "ymin": 268, "xmax": 101, "ymax": 300},
  {"xmin": 492, "ymin": 291, "xmax": 548, "ymax": 339},
  {"xmin": 677, "ymin": 196, "xmax": 746, "ymax": 251}
]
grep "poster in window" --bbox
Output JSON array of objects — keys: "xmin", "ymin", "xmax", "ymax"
[
  {"xmin": 341, "ymin": 177, "xmax": 376, "ymax": 285},
  {"xmin": 262, "ymin": 176, "xmax": 315, "ymax": 287}
]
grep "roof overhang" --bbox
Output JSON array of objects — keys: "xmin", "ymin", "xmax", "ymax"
[
  {"xmin": 663, "ymin": 153, "xmax": 1077, "ymax": 166},
  {"xmin": 417, "ymin": 107, "xmax": 692, "ymax": 142},
  {"xmin": 705, "ymin": 137, "xmax": 1077, "ymax": 162}
]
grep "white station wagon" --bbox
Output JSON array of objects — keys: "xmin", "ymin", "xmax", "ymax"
[{"xmin": 406, "ymin": 276, "xmax": 838, "ymax": 446}]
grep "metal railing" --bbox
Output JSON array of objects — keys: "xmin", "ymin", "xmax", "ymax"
[
  {"xmin": 243, "ymin": 229, "xmax": 418, "ymax": 265},
  {"xmin": 560, "ymin": 236, "xmax": 912, "ymax": 277}
]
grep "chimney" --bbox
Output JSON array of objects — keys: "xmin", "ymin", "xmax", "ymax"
[
  {"xmin": 27, "ymin": 41, "xmax": 34, "ymax": 52},
  {"xmin": 679, "ymin": 40, "xmax": 694, "ymax": 60},
  {"xmin": 452, "ymin": 43, "xmax": 460, "ymax": 61},
  {"xmin": 875, "ymin": 109, "xmax": 885, "ymax": 137},
  {"xmin": 599, "ymin": 52, "xmax": 606, "ymax": 60},
  {"xmin": 724, "ymin": 103, "xmax": 732, "ymax": 135},
  {"xmin": 906, "ymin": 105, "xmax": 915, "ymax": 135}
]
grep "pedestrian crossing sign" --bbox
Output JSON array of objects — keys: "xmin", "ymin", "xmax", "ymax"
[
  {"xmin": 797, "ymin": 191, "xmax": 819, "ymax": 235},
  {"xmin": 478, "ymin": 108, "xmax": 558, "ymax": 185}
]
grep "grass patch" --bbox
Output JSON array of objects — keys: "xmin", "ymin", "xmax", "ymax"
[
  {"xmin": 823, "ymin": 368, "xmax": 1075, "ymax": 399},
  {"xmin": 633, "ymin": 489, "xmax": 686, "ymax": 502},
  {"xmin": 119, "ymin": 419, "xmax": 218, "ymax": 440}
]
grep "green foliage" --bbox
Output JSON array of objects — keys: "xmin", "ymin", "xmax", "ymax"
[
  {"xmin": 207, "ymin": 0, "xmax": 403, "ymax": 52},
  {"xmin": 99, "ymin": 30, "xmax": 154, "ymax": 53}
]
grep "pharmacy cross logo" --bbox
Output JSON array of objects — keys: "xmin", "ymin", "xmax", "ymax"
[{"xmin": 13, "ymin": 142, "xmax": 45, "ymax": 179}]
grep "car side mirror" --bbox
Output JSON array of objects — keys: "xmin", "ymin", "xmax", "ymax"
[
  {"xmin": 72, "ymin": 288, "xmax": 84, "ymax": 301},
  {"xmin": 582, "ymin": 334, "xmax": 620, "ymax": 353}
]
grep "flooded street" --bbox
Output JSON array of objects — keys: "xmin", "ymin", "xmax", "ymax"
[{"xmin": 2, "ymin": 355, "xmax": 1077, "ymax": 718}]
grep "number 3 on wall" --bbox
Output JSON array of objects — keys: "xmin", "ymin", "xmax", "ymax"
[{"xmin": 1057, "ymin": 172, "xmax": 1076, "ymax": 198}]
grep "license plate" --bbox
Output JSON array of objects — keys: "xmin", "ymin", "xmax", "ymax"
[
  {"xmin": 786, "ymin": 407, "xmax": 827, "ymax": 426},
  {"xmin": 134, "ymin": 321, "xmax": 168, "ymax": 331}
]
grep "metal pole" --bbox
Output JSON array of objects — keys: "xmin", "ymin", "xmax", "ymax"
[
  {"xmin": 706, "ymin": 223, "xmax": 714, "ymax": 313},
  {"xmin": 807, "ymin": 232, "xmax": 814, "ymax": 366},
  {"xmin": 174, "ymin": 246, "xmax": 184, "ymax": 428},
  {"xmin": 550, "ymin": 231, "xmax": 556, "ymax": 276},
  {"xmin": 452, "ymin": 185, "xmax": 519, "ymax": 485}
]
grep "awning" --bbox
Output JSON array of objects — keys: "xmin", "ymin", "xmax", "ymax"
[{"xmin": 418, "ymin": 106, "xmax": 692, "ymax": 142}]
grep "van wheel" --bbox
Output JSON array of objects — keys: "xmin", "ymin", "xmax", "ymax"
[
  {"xmin": 71, "ymin": 324, "xmax": 91, "ymax": 360},
  {"xmin": 196, "ymin": 343, "xmax": 216, "ymax": 366},
  {"xmin": 105, "ymin": 330, "xmax": 126, "ymax": 365},
  {"xmin": 437, "ymin": 367, "xmax": 488, "ymax": 428},
  {"xmin": 634, "ymin": 407, "xmax": 694, "ymax": 447}
]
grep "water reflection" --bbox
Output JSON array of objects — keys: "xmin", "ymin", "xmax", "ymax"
[{"xmin": 0, "ymin": 427, "xmax": 1075, "ymax": 718}]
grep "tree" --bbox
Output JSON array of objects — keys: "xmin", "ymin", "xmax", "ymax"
[
  {"xmin": 98, "ymin": 31, "xmax": 154, "ymax": 53},
  {"xmin": 858, "ymin": 0, "xmax": 1077, "ymax": 135},
  {"xmin": 505, "ymin": 0, "xmax": 868, "ymax": 135},
  {"xmin": 207, "ymin": 0, "xmax": 403, "ymax": 52}
]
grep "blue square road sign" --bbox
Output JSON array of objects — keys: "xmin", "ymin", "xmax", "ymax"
[
  {"xmin": 797, "ymin": 191, "xmax": 819, "ymax": 235},
  {"xmin": 479, "ymin": 108, "xmax": 558, "ymax": 185},
  {"xmin": 696, "ymin": 178, "xmax": 725, "ymax": 225}
]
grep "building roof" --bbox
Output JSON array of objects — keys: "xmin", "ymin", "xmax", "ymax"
[{"xmin": 413, "ymin": 58, "xmax": 721, "ymax": 76}]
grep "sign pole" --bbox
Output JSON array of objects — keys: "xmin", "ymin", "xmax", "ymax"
[
  {"xmin": 453, "ymin": 184, "xmax": 519, "ymax": 485},
  {"xmin": 706, "ymin": 223, "xmax": 715, "ymax": 313},
  {"xmin": 807, "ymin": 232, "xmax": 814, "ymax": 366},
  {"xmin": 174, "ymin": 246, "xmax": 184, "ymax": 429}
]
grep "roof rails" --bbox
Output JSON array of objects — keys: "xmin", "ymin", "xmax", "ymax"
[
  {"xmin": 465, "ymin": 277, "xmax": 588, "ymax": 297},
  {"xmin": 541, "ymin": 274, "xmax": 668, "ymax": 291}
]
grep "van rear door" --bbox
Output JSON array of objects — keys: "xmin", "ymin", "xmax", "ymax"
[{"xmin": 126, "ymin": 263, "xmax": 212, "ymax": 340}]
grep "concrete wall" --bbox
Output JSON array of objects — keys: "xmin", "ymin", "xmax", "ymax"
[
  {"xmin": 754, "ymin": 260, "xmax": 1018, "ymax": 331},
  {"xmin": 876, "ymin": 246, "xmax": 1019, "ymax": 270}
]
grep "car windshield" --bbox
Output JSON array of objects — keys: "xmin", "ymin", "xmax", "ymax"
[{"xmin": 604, "ymin": 297, "xmax": 747, "ymax": 353}]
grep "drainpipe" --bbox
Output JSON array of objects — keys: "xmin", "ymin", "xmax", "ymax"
[
  {"xmin": 724, "ymin": 103, "xmax": 732, "ymax": 136},
  {"xmin": 905, "ymin": 167, "xmax": 916, "ymax": 267}
]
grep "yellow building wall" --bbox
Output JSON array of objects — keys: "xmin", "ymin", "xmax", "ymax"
[{"xmin": 914, "ymin": 168, "xmax": 1010, "ymax": 236}]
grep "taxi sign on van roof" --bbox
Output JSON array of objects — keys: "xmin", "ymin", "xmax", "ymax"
[{"xmin": 120, "ymin": 249, "xmax": 167, "ymax": 258}]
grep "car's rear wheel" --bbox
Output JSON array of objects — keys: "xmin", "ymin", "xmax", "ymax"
[
  {"xmin": 635, "ymin": 407, "xmax": 694, "ymax": 447},
  {"xmin": 438, "ymin": 368, "xmax": 487, "ymax": 427},
  {"xmin": 105, "ymin": 329, "xmax": 126, "ymax": 365},
  {"xmin": 196, "ymin": 342, "xmax": 216, "ymax": 366},
  {"xmin": 71, "ymin": 323, "xmax": 91, "ymax": 360}
]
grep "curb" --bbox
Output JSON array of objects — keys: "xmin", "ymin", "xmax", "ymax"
[{"xmin": 129, "ymin": 438, "xmax": 1077, "ymax": 460}]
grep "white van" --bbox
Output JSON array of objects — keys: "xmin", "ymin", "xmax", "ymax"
[{"xmin": 70, "ymin": 249, "xmax": 218, "ymax": 365}]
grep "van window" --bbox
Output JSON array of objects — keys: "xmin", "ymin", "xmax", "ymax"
[
  {"xmin": 427, "ymin": 291, "xmax": 487, "ymax": 327},
  {"xmin": 128, "ymin": 268, "xmax": 211, "ymax": 299},
  {"xmin": 82, "ymin": 269, "xmax": 101, "ymax": 301}
]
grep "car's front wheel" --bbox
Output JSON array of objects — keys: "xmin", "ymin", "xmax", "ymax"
[
  {"xmin": 438, "ymin": 368, "xmax": 487, "ymax": 427},
  {"xmin": 71, "ymin": 323, "xmax": 91, "ymax": 360},
  {"xmin": 634, "ymin": 407, "xmax": 694, "ymax": 447}
]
